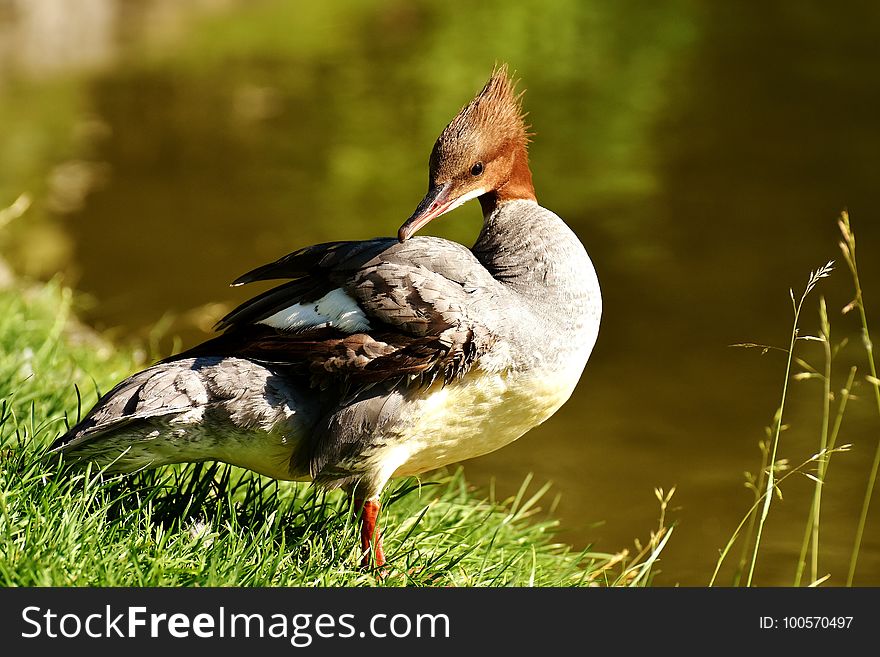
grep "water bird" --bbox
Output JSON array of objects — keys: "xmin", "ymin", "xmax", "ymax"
[{"xmin": 51, "ymin": 65, "xmax": 602, "ymax": 570}]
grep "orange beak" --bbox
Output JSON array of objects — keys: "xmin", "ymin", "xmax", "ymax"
[{"xmin": 397, "ymin": 182, "xmax": 453, "ymax": 242}]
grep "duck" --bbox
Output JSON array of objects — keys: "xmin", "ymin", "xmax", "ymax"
[{"xmin": 50, "ymin": 65, "xmax": 602, "ymax": 570}]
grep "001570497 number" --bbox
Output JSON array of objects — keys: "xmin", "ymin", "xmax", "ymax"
[{"xmin": 781, "ymin": 616, "xmax": 853, "ymax": 629}]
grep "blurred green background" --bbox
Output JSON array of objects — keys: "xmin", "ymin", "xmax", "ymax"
[{"xmin": 2, "ymin": 0, "xmax": 879, "ymax": 585}]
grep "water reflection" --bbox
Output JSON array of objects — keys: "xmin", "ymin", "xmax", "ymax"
[{"xmin": 2, "ymin": 0, "xmax": 879, "ymax": 585}]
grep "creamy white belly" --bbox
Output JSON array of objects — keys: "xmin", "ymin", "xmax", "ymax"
[
  {"xmin": 390, "ymin": 361, "xmax": 586, "ymax": 478},
  {"xmin": 186, "ymin": 362, "xmax": 583, "ymax": 487}
]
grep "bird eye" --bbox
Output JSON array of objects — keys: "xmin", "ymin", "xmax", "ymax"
[{"xmin": 470, "ymin": 162, "xmax": 484, "ymax": 176}]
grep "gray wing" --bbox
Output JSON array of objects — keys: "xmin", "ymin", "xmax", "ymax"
[
  {"xmin": 51, "ymin": 357, "xmax": 316, "ymax": 477},
  {"xmin": 50, "ymin": 360, "xmax": 215, "ymax": 464},
  {"xmin": 180, "ymin": 236, "xmax": 503, "ymax": 390},
  {"xmin": 218, "ymin": 236, "xmax": 498, "ymax": 335}
]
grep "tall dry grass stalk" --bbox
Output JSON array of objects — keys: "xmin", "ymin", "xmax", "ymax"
[
  {"xmin": 710, "ymin": 444, "xmax": 850, "ymax": 586},
  {"xmin": 838, "ymin": 211, "xmax": 880, "ymax": 586},
  {"xmin": 711, "ymin": 261, "xmax": 834, "ymax": 586},
  {"xmin": 793, "ymin": 362, "xmax": 857, "ymax": 586},
  {"xmin": 744, "ymin": 261, "xmax": 834, "ymax": 587}
]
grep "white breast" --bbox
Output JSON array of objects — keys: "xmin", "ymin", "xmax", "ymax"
[{"xmin": 390, "ymin": 358, "xmax": 587, "ymax": 478}]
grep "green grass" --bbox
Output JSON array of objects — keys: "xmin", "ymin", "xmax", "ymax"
[{"xmin": 0, "ymin": 279, "xmax": 662, "ymax": 586}]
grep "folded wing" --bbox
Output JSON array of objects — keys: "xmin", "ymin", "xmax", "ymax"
[{"xmin": 175, "ymin": 236, "xmax": 501, "ymax": 392}]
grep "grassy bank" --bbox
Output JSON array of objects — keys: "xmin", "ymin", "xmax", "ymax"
[{"xmin": 0, "ymin": 279, "xmax": 657, "ymax": 586}]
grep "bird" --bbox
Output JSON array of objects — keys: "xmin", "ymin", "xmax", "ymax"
[{"xmin": 50, "ymin": 65, "xmax": 602, "ymax": 571}]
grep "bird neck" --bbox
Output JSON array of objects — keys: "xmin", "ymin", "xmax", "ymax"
[
  {"xmin": 473, "ymin": 199, "xmax": 586, "ymax": 293},
  {"xmin": 478, "ymin": 142, "xmax": 536, "ymax": 215},
  {"xmin": 472, "ymin": 199, "xmax": 602, "ymax": 369}
]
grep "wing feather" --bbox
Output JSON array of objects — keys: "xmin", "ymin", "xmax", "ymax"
[{"xmin": 178, "ymin": 236, "xmax": 501, "ymax": 393}]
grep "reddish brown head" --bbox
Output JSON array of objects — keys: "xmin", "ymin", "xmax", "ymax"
[{"xmin": 398, "ymin": 65, "xmax": 536, "ymax": 242}]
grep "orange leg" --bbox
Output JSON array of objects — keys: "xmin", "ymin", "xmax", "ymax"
[{"xmin": 354, "ymin": 498, "xmax": 385, "ymax": 568}]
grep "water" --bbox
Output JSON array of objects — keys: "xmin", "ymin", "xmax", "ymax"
[{"xmin": 3, "ymin": 0, "xmax": 880, "ymax": 585}]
